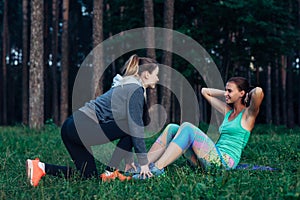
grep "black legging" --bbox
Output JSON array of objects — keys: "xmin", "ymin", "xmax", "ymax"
[{"xmin": 45, "ymin": 111, "xmax": 133, "ymax": 179}]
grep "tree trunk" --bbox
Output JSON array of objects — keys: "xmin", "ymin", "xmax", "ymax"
[
  {"xmin": 274, "ymin": 57, "xmax": 280, "ymax": 125},
  {"xmin": 8, "ymin": 67, "xmax": 17, "ymax": 124},
  {"xmin": 298, "ymin": 67, "xmax": 300, "ymax": 126},
  {"xmin": 171, "ymin": 92, "xmax": 176, "ymax": 122},
  {"xmin": 60, "ymin": 0, "xmax": 70, "ymax": 125},
  {"xmin": 51, "ymin": 0, "xmax": 59, "ymax": 124},
  {"xmin": 266, "ymin": 63, "xmax": 272, "ymax": 124},
  {"xmin": 160, "ymin": 0, "xmax": 174, "ymax": 124},
  {"xmin": 281, "ymin": 55, "xmax": 287, "ymax": 126},
  {"xmin": 285, "ymin": 0, "xmax": 295, "ymax": 129},
  {"xmin": 44, "ymin": 0, "xmax": 51, "ymax": 122},
  {"xmin": 1, "ymin": 0, "xmax": 8, "ymax": 125},
  {"xmin": 29, "ymin": 0, "xmax": 44, "ymax": 129},
  {"xmin": 144, "ymin": 0, "xmax": 156, "ymax": 59},
  {"xmin": 92, "ymin": 0, "xmax": 104, "ymax": 98},
  {"xmin": 298, "ymin": 0, "xmax": 300, "ymax": 126},
  {"xmin": 223, "ymin": 35, "xmax": 231, "ymax": 81},
  {"xmin": 286, "ymin": 56, "xmax": 295, "ymax": 128},
  {"xmin": 22, "ymin": 0, "xmax": 29, "ymax": 125},
  {"xmin": 144, "ymin": 0, "xmax": 157, "ymax": 107}
]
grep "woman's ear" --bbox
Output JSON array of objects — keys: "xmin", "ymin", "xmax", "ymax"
[
  {"xmin": 144, "ymin": 71, "xmax": 150, "ymax": 79},
  {"xmin": 140, "ymin": 71, "xmax": 149, "ymax": 80},
  {"xmin": 240, "ymin": 90, "xmax": 245, "ymax": 98}
]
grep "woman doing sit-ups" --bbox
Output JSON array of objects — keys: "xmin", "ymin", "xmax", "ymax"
[{"xmin": 133, "ymin": 77, "xmax": 264, "ymax": 178}]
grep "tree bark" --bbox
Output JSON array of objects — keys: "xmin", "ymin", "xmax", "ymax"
[
  {"xmin": 286, "ymin": 0, "xmax": 295, "ymax": 128},
  {"xmin": 266, "ymin": 63, "xmax": 272, "ymax": 124},
  {"xmin": 286, "ymin": 56, "xmax": 295, "ymax": 128},
  {"xmin": 29, "ymin": 0, "xmax": 44, "ymax": 129},
  {"xmin": 51, "ymin": 0, "xmax": 59, "ymax": 124},
  {"xmin": 144, "ymin": 0, "xmax": 157, "ymax": 107},
  {"xmin": 298, "ymin": 0, "xmax": 300, "ymax": 126},
  {"xmin": 60, "ymin": 0, "xmax": 70, "ymax": 125},
  {"xmin": 160, "ymin": 0, "xmax": 174, "ymax": 124},
  {"xmin": 281, "ymin": 55, "xmax": 287, "ymax": 126},
  {"xmin": 1, "ymin": 0, "xmax": 8, "ymax": 125},
  {"xmin": 92, "ymin": 0, "xmax": 104, "ymax": 98},
  {"xmin": 44, "ymin": 0, "xmax": 51, "ymax": 122},
  {"xmin": 22, "ymin": 0, "xmax": 29, "ymax": 125},
  {"xmin": 274, "ymin": 57, "xmax": 280, "ymax": 125},
  {"xmin": 144, "ymin": 0, "xmax": 156, "ymax": 59}
]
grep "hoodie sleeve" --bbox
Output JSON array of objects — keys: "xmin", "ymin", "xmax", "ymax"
[{"xmin": 127, "ymin": 86, "xmax": 148, "ymax": 166}]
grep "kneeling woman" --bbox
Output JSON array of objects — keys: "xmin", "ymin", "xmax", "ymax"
[{"xmin": 26, "ymin": 54, "xmax": 160, "ymax": 186}]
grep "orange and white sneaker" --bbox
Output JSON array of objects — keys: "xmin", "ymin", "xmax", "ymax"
[
  {"xmin": 115, "ymin": 170, "xmax": 131, "ymax": 181},
  {"xmin": 100, "ymin": 170, "xmax": 131, "ymax": 182},
  {"xmin": 26, "ymin": 158, "xmax": 46, "ymax": 187},
  {"xmin": 100, "ymin": 170, "xmax": 117, "ymax": 182}
]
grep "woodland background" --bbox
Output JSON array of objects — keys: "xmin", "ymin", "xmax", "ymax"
[{"xmin": 1, "ymin": 0, "xmax": 300, "ymax": 129}]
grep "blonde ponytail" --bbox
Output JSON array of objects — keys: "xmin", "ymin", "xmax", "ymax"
[{"xmin": 123, "ymin": 54, "xmax": 139, "ymax": 76}]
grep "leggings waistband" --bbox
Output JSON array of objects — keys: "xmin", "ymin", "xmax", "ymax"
[{"xmin": 215, "ymin": 146, "xmax": 230, "ymax": 169}]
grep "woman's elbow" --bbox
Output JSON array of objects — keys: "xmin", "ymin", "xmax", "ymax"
[
  {"xmin": 255, "ymin": 87, "xmax": 264, "ymax": 99},
  {"xmin": 201, "ymin": 87, "xmax": 207, "ymax": 96}
]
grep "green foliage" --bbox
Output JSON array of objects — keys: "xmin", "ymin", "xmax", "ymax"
[{"xmin": 0, "ymin": 125, "xmax": 299, "ymax": 199}]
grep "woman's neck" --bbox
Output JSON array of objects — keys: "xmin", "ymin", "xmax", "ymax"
[{"xmin": 232, "ymin": 103, "xmax": 246, "ymax": 114}]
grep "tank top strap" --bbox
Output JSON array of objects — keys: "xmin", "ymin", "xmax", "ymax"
[
  {"xmin": 236, "ymin": 109, "xmax": 245, "ymax": 122},
  {"xmin": 225, "ymin": 110, "xmax": 233, "ymax": 120}
]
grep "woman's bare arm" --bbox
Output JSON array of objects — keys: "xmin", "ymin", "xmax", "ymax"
[
  {"xmin": 247, "ymin": 87, "xmax": 264, "ymax": 118},
  {"xmin": 201, "ymin": 88, "xmax": 231, "ymax": 115}
]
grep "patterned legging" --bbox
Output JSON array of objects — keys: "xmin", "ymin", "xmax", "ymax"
[{"xmin": 155, "ymin": 122, "xmax": 235, "ymax": 169}]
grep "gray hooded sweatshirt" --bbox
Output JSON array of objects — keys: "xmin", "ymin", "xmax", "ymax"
[{"xmin": 79, "ymin": 75, "xmax": 148, "ymax": 165}]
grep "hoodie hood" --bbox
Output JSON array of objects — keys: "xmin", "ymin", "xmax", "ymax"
[{"xmin": 111, "ymin": 74, "xmax": 143, "ymax": 88}]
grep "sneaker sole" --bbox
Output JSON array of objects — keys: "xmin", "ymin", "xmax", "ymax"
[{"xmin": 26, "ymin": 159, "xmax": 34, "ymax": 186}]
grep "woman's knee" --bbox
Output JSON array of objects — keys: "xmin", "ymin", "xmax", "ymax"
[
  {"xmin": 155, "ymin": 123, "xmax": 179, "ymax": 146},
  {"xmin": 166, "ymin": 123, "xmax": 180, "ymax": 138},
  {"xmin": 166, "ymin": 123, "xmax": 180, "ymax": 131},
  {"xmin": 180, "ymin": 122, "xmax": 195, "ymax": 129},
  {"xmin": 172, "ymin": 123, "xmax": 196, "ymax": 150},
  {"xmin": 160, "ymin": 123, "xmax": 179, "ymax": 137},
  {"xmin": 61, "ymin": 119, "xmax": 69, "ymax": 142},
  {"xmin": 176, "ymin": 122, "xmax": 195, "ymax": 137},
  {"xmin": 61, "ymin": 116, "xmax": 76, "ymax": 143}
]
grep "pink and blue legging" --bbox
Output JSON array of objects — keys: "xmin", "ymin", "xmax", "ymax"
[{"xmin": 155, "ymin": 122, "xmax": 235, "ymax": 169}]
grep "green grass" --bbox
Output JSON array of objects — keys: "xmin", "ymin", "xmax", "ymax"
[{"xmin": 0, "ymin": 124, "xmax": 299, "ymax": 199}]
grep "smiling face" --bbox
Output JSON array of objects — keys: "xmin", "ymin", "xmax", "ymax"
[
  {"xmin": 224, "ymin": 81, "xmax": 245, "ymax": 105},
  {"xmin": 140, "ymin": 66, "xmax": 159, "ymax": 89}
]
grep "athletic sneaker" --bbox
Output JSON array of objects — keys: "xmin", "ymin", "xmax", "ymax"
[
  {"xmin": 124, "ymin": 162, "xmax": 155, "ymax": 176},
  {"xmin": 100, "ymin": 170, "xmax": 131, "ymax": 182},
  {"xmin": 124, "ymin": 164, "xmax": 141, "ymax": 176},
  {"xmin": 149, "ymin": 165, "xmax": 165, "ymax": 176},
  {"xmin": 26, "ymin": 158, "xmax": 46, "ymax": 187}
]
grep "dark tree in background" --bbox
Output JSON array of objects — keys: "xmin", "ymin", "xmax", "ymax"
[
  {"xmin": 60, "ymin": 0, "xmax": 70, "ymax": 125},
  {"xmin": 22, "ymin": 0, "xmax": 29, "ymax": 125},
  {"xmin": 51, "ymin": 0, "xmax": 59, "ymax": 124},
  {"xmin": 160, "ymin": 0, "xmax": 174, "ymax": 124},
  {"xmin": 1, "ymin": 0, "xmax": 8, "ymax": 125},
  {"xmin": 92, "ymin": 0, "xmax": 104, "ymax": 98},
  {"xmin": 144, "ymin": 0, "xmax": 157, "ymax": 107}
]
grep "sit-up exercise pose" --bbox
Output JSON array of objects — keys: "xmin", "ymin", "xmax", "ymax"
[{"xmin": 137, "ymin": 77, "xmax": 264, "ymax": 178}]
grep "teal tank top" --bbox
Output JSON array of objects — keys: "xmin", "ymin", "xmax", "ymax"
[{"xmin": 216, "ymin": 109, "xmax": 251, "ymax": 168}]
